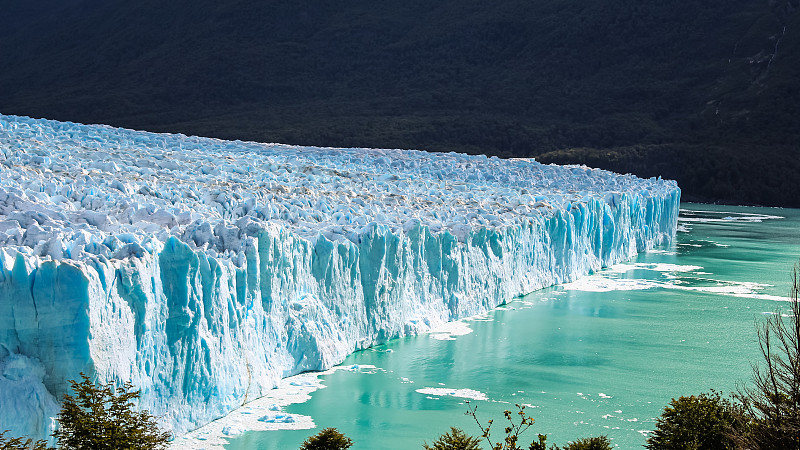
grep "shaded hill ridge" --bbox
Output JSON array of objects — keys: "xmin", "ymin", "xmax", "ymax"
[{"xmin": 1, "ymin": 0, "xmax": 798, "ymax": 206}]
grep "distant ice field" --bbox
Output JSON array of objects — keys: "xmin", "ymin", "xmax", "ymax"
[
  {"xmin": 0, "ymin": 115, "xmax": 679, "ymax": 442},
  {"xmin": 0, "ymin": 115, "xmax": 675, "ymax": 260}
]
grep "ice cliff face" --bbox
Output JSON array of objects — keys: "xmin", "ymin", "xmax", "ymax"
[{"xmin": 0, "ymin": 114, "xmax": 680, "ymax": 440}]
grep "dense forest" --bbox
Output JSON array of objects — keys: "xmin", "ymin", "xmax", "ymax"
[{"xmin": 1, "ymin": 0, "xmax": 798, "ymax": 206}]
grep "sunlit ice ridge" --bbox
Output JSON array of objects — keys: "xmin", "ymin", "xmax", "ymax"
[{"xmin": 0, "ymin": 114, "xmax": 679, "ymax": 441}]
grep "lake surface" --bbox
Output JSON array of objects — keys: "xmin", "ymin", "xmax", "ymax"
[{"xmin": 226, "ymin": 203, "xmax": 800, "ymax": 449}]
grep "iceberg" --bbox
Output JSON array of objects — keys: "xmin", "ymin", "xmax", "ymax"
[{"xmin": 0, "ymin": 114, "xmax": 679, "ymax": 441}]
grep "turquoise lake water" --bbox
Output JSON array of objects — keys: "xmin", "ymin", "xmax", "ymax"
[{"xmin": 226, "ymin": 203, "xmax": 800, "ymax": 449}]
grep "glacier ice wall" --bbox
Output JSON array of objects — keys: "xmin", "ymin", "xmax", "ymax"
[{"xmin": 0, "ymin": 114, "xmax": 679, "ymax": 440}]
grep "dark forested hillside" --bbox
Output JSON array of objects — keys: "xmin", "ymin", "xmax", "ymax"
[{"xmin": 1, "ymin": 0, "xmax": 798, "ymax": 206}]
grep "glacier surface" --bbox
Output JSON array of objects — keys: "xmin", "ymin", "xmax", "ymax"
[{"xmin": 0, "ymin": 114, "xmax": 679, "ymax": 440}]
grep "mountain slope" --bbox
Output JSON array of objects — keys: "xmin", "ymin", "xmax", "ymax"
[{"xmin": 1, "ymin": 0, "xmax": 798, "ymax": 205}]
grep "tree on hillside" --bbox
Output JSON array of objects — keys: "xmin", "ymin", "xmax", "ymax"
[
  {"xmin": 53, "ymin": 374, "xmax": 170, "ymax": 450},
  {"xmin": 734, "ymin": 262, "xmax": 800, "ymax": 449}
]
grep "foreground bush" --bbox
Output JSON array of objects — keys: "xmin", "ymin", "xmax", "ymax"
[
  {"xmin": 423, "ymin": 427, "xmax": 482, "ymax": 450},
  {"xmin": 299, "ymin": 427, "xmax": 353, "ymax": 450},
  {"xmin": 558, "ymin": 435, "xmax": 612, "ymax": 450},
  {"xmin": 53, "ymin": 374, "xmax": 170, "ymax": 450},
  {"xmin": 645, "ymin": 391, "xmax": 749, "ymax": 450}
]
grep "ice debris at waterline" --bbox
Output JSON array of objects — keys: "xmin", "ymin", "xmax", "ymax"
[{"xmin": 0, "ymin": 114, "xmax": 679, "ymax": 441}]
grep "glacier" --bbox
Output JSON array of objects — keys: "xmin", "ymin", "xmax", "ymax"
[{"xmin": 0, "ymin": 114, "xmax": 680, "ymax": 441}]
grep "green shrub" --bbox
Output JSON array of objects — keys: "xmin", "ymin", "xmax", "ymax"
[
  {"xmin": 299, "ymin": 427, "xmax": 353, "ymax": 450},
  {"xmin": 53, "ymin": 374, "xmax": 170, "ymax": 450},
  {"xmin": 423, "ymin": 427, "xmax": 482, "ymax": 450},
  {"xmin": 645, "ymin": 391, "xmax": 748, "ymax": 450},
  {"xmin": 558, "ymin": 435, "xmax": 612, "ymax": 450}
]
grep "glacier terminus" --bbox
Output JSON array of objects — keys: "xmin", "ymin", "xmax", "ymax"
[{"xmin": 0, "ymin": 115, "xmax": 680, "ymax": 441}]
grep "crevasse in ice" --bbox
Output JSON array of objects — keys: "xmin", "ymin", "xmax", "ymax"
[{"xmin": 0, "ymin": 115, "xmax": 679, "ymax": 441}]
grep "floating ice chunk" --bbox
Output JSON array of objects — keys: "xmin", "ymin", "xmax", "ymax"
[
  {"xmin": 561, "ymin": 277, "xmax": 659, "ymax": 292},
  {"xmin": 416, "ymin": 387, "xmax": 488, "ymax": 401},
  {"xmin": 221, "ymin": 426, "xmax": 241, "ymax": 436},
  {"xmin": 606, "ymin": 263, "xmax": 703, "ymax": 273},
  {"xmin": 258, "ymin": 413, "xmax": 296, "ymax": 424},
  {"xmin": 428, "ymin": 320, "xmax": 473, "ymax": 340},
  {"xmin": 560, "ymin": 269, "xmax": 788, "ymax": 302}
]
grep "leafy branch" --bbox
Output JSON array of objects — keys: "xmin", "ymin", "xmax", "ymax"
[{"xmin": 465, "ymin": 401, "xmax": 547, "ymax": 450}]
